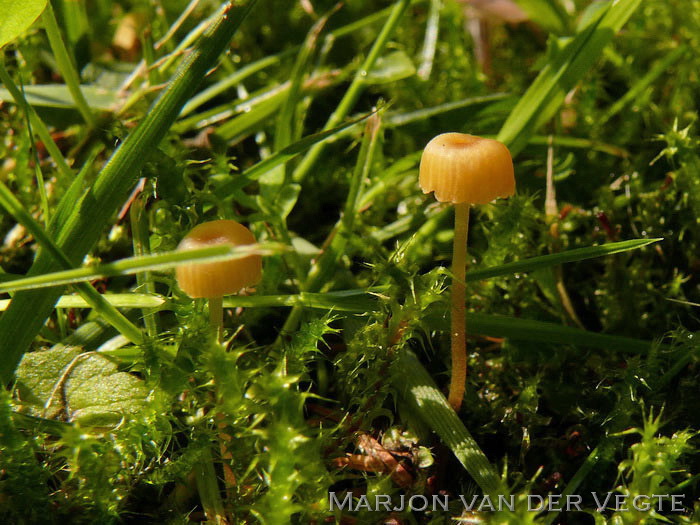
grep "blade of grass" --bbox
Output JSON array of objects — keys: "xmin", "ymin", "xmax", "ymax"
[
  {"xmin": 0, "ymin": 1, "xmax": 257, "ymax": 385},
  {"xmin": 222, "ymin": 288, "xmax": 387, "ymax": 312},
  {"xmin": 0, "ymin": 180, "xmax": 143, "ymax": 345},
  {"xmin": 20, "ymin": 80, "xmax": 51, "ymax": 225},
  {"xmin": 54, "ymin": 0, "xmax": 89, "ymax": 52},
  {"xmin": 292, "ymin": 0, "xmax": 411, "ymax": 183},
  {"xmin": 358, "ymin": 151, "xmax": 422, "ymax": 209},
  {"xmin": 129, "ymin": 195, "xmax": 159, "ymax": 338},
  {"xmin": 384, "ymin": 93, "xmax": 511, "ymax": 127},
  {"xmin": 497, "ymin": 0, "xmax": 642, "ymax": 155},
  {"xmin": 464, "ymin": 313, "xmax": 652, "ymax": 353},
  {"xmin": 417, "ymin": 0, "xmax": 441, "ymax": 80},
  {"xmin": 277, "ymin": 114, "xmax": 383, "ymax": 340},
  {"xmin": 214, "ymin": 87, "xmax": 288, "ymax": 142},
  {"xmin": 0, "ymin": 61, "xmax": 73, "ymax": 181},
  {"xmin": 0, "ymin": 289, "xmax": 382, "ymax": 313},
  {"xmin": 2, "ymin": 287, "xmax": 391, "ymax": 312},
  {"xmin": 41, "ymin": 0, "xmax": 95, "ymax": 127},
  {"xmin": 57, "ymin": 294, "xmax": 165, "ymax": 309},
  {"xmin": 0, "ymin": 243, "xmax": 282, "ymax": 294},
  {"xmin": 217, "ymin": 112, "xmax": 374, "ymax": 200},
  {"xmin": 514, "ymin": 0, "xmax": 571, "ymax": 35},
  {"xmin": 542, "ymin": 441, "xmax": 611, "ymax": 524},
  {"xmin": 305, "ymin": 114, "xmax": 382, "ymax": 292},
  {"xmin": 0, "ymin": 83, "xmax": 118, "ymax": 111},
  {"xmin": 180, "ymin": 49, "xmax": 294, "ymax": 117},
  {"xmin": 467, "ymin": 238, "xmax": 662, "ymax": 282},
  {"xmin": 174, "ymin": 82, "xmax": 290, "ymax": 133},
  {"xmin": 526, "ymin": 134, "xmax": 629, "ymax": 157},
  {"xmin": 392, "ymin": 349, "xmax": 503, "ymax": 496},
  {"xmin": 195, "ymin": 447, "xmax": 227, "ymax": 524},
  {"xmin": 274, "ymin": 5, "xmax": 338, "ymax": 152},
  {"xmin": 599, "ymin": 44, "xmax": 687, "ymax": 125}
]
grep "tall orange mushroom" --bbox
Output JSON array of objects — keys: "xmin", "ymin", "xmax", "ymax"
[
  {"xmin": 419, "ymin": 133, "xmax": 514, "ymax": 411},
  {"xmin": 176, "ymin": 219, "xmax": 262, "ymax": 338}
]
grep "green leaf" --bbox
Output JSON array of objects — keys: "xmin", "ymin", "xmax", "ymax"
[
  {"xmin": 599, "ymin": 45, "xmax": 687, "ymax": 125},
  {"xmin": 0, "ymin": 84, "xmax": 119, "ymax": 111},
  {"xmin": 365, "ymin": 49, "xmax": 416, "ymax": 84},
  {"xmin": 215, "ymin": 87, "xmax": 287, "ymax": 141},
  {"xmin": 497, "ymin": 0, "xmax": 643, "ymax": 155},
  {"xmin": 392, "ymin": 350, "xmax": 503, "ymax": 496},
  {"xmin": 467, "ymin": 238, "xmax": 662, "ymax": 282},
  {"xmin": 273, "ymin": 183, "xmax": 301, "ymax": 221},
  {"xmin": 0, "ymin": 0, "xmax": 47, "ymax": 48},
  {"xmin": 14, "ymin": 345, "xmax": 148, "ymax": 426},
  {"xmin": 465, "ymin": 313, "xmax": 652, "ymax": 353},
  {"xmin": 217, "ymin": 112, "xmax": 374, "ymax": 199},
  {"xmin": 384, "ymin": 93, "xmax": 511, "ymax": 128},
  {"xmin": 0, "ymin": 242, "xmax": 283, "ymax": 294},
  {"xmin": 14, "ymin": 345, "xmax": 82, "ymax": 419},
  {"xmin": 223, "ymin": 288, "xmax": 388, "ymax": 313},
  {"xmin": 62, "ymin": 352, "xmax": 147, "ymax": 426}
]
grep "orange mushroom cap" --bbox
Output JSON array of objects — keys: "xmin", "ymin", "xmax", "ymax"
[
  {"xmin": 175, "ymin": 219, "xmax": 262, "ymax": 298},
  {"xmin": 419, "ymin": 133, "xmax": 515, "ymax": 204}
]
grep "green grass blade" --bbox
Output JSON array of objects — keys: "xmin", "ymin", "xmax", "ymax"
[
  {"xmin": 384, "ymin": 93, "xmax": 511, "ymax": 128},
  {"xmin": 467, "ymin": 238, "xmax": 661, "ymax": 282},
  {"xmin": 392, "ymin": 349, "xmax": 503, "ymax": 496},
  {"xmin": 465, "ymin": 313, "xmax": 652, "ymax": 353},
  {"xmin": 0, "ymin": 289, "xmax": 384, "ymax": 313},
  {"xmin": 129, "ymin": 197, "xmax": 159, "ymax": 338},
  {"xmin": 526, "ymin": 134, "xmax": 629, "ymax": 157},
  {"xmin": 0, "ymin": 1, "xmax": 256, "ymax": 385},
  {"xmin": 214, "ymin": 87, "xmax": 287, "ymax": 141},
  {"xmin": 58, "ymin": 294, "xmax": 165, "ymax": 309},
  {"xmin": 0, "ymin": 180, "xmax": 143, "ymax": 345},
  {"xmin": 277, "ymin": 114, "xmax": 383, "ymax": 341},
  {"xmin": 515, "ymin": 0, "xmax": 571, "ymax": 35},
  {"xmin": 542, "ymin": 442, "xmax": 610, "ymax": 524},
  {"xmin": 179, "ymin": 50, "xmax": 294, "ymax": 117},
  {"xmin": 0, "ymin": 62, "xmax": 73, "ymax": 181},
  {"xmin": 54, "ymin": 0, "xmax": 89, "ymax": 53},
  {"xmin": 174, "ymin": 83, "xmax": 289, "ymax": 133},
  {"xmin": 260, "ymin": 297, "xmax": 654, "ymax": 353},
  {"xmin": 217, "ymin": 112, "xmax": 373, "ymax": 199},
  {"xmin": 497, "ymin": 0, "xmax": 642, "ymax": 155},
  {"xmin": 224, "ymin": 288, "xmax": 387, "ymax": 311},
  {"xmin": 599, "ymin": 44, "xmax": 687, "ymax": 125},
  {"xmin": 0, "ymin": 294, "xmax": 165, "ymax": 311},
  {"xmin": 274, "ymin": 7, "xmax": 335, "ymax": 152},
  {"xmin": 305, "ymin": 114, "xmax": 382, "ymax": 292},
  {"xmin": 41, "ymin": 1, "xmax": 95, "ymax": 127},
  {"xmin": 416, "ymin": 0, "xmax": 441, "ymax": 80},
  {"xmin": 0, "ymin": 83, "xmax": 118, "ymax": 111},
  {"xmin": 0, "ymin": 243, "xmax": 282, "ymax": 294},
  {"xmin": 292, "ymin": 0, "xmax": 411, "ymax": 183}
]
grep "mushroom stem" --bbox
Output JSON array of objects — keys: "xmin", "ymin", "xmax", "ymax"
[
  {"xmin": 208, "ymin": 296, "xmax": 223, "ymax": 341},
  {"xmin": 448, "ymin": 202, "xmax": 470, "ymax": 412}
]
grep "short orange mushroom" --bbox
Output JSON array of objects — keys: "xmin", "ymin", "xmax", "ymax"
[
  {"xmin": 176, "ymin": 219, "xmax": 262, "ymax": 337},
  {"xmin": 419, "ymin": 133, "xmax": 514, "ymax": 412}
]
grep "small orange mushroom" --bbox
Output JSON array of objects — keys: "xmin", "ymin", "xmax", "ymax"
[
  {"xmin": 419, "ymin": 133, "xmax": 514, "ymax": 411},
  {"xmin": 176, "ymin": 219, "xmax": 262, "ymax": 337}
]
